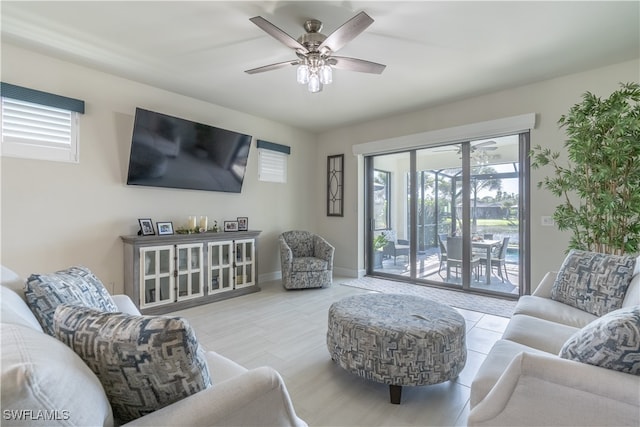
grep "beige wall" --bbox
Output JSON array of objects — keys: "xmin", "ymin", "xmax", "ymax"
[
  {"xmin": 315, "ymin": 59, "xmax": 640, "ymax": 287},
  {"xmin": 2, "ymin": 41, "xmax": 638, "ymax": 294},
  {"xmin": 1, "ymin": 43, "xmax": 317, "ymax": 294}
]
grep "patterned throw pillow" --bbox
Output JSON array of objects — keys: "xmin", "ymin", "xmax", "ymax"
[
  {"xmin": 53, "ymin": 304, "xmax": 212, "ymax": 423},
  {"xmin": 25, "ymin": 266, "xmax": 118, "ymax": 335},
  {"xmin": 559, "ymin": 305, "xmax": 640, "ymax": 375},
  {"xmin": 551, "ymin": 250, "xmax": 636, "ymax": 316}
]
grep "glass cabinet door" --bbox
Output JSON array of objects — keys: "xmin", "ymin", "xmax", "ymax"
[
  {"xmin": 208, "ymin": 241, "xmax": 234, "ymax": 293},
  {"xmin": 140, "ymin": 245, "xmax": 174, "ymax": 308},
  {"xmin": 176, "ymin": 243, "xmax": 204, "ymax": 300},
  {"xmin": 235, "ymin": 239, "xmax": 255, "ymax": 288}
]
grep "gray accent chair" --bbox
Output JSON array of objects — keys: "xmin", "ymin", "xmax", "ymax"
[{"xmin": 279, "ymin": 231, "xmax": 335, "ymax": 289}]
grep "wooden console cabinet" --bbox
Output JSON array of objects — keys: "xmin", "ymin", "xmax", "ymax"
[{"xmin": 121, "ymin": 230, "xmax": 260, "ymax": 314}]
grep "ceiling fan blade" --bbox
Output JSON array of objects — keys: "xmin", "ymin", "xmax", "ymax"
[
  {"xmin": 318, "ymin": 11, "xmax": 374, "ymax": 54},
  {"xmin": 474, "ymin": 140, "xmax": 497, "ymax": 148},
  {"xmin": 329, "ymin": 56, "xmax": 386, "ymax": 74},
  {"xmin": 249, "ymin": 16, "xmax": 308, "ymax": 54},
  {"xmin": 245, "ymin": 60, "xmax": 298, "ymax": 74}
]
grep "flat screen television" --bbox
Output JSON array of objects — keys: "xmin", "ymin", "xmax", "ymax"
[{"xmin": 126, "ymin": 108, "xmax": 252, "ymax": 193}]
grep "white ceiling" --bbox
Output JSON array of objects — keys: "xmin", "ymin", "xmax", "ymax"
[{"xmin": 2, "ymin": 1, "xmax": 639, "ymax": 133}]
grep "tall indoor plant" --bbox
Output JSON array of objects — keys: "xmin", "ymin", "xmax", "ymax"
[{"xmin": 531, "ymin": 82, "xmax": 640, "ymax": 255}]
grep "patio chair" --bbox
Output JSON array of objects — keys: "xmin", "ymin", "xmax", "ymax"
[
  {"xmin": 381, "ymin": 230, "xmax": 410, "ymax": 264},
  {"xmin": 480, "ymin": 236, "xmax": 510, "ymax": 282},
  {"xmin": 446, "ymin": 236, "xmax": 480, "ymax": 281},
  {"xmin": 438, "ymin": 234, "xmax": 448, "ymax": 275}
]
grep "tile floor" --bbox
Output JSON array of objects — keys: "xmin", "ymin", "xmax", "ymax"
[{"xmin": 172, "ymin": 277, "xmax": 509, "ymax": 426}]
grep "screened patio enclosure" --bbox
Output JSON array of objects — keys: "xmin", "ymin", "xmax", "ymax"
[{"xmin": 366, "ymin": 133, "xmax": 529, "ymax": 298}]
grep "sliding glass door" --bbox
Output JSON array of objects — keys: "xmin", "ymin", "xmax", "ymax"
[{"xmin": 366, "ymin": 133, "xmax": 528, "ymax": 298}]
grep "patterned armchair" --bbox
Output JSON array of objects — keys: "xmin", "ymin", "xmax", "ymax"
[{"xmin": 279, "ymin": 231, "xmax": 335, "ymax": 289}]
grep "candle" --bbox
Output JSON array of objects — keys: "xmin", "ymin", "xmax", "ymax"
[
  {"xmin": 188, "ymin": 216, "xmax": 197, "ymax": 230},
  {"xmin": 200, "ymin": 216, "xmax": 208, "ymax": 231}
]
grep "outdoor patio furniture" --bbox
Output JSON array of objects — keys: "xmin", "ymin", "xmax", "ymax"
[
  {"xmin": 438, "ymin": 234, "xmax": 448, "ymax": 275},
  {"xmin": 446, "ymin": 236, "xmax": 480, "ymax": 281},
  {"xmin": 480, "ymin": 237, "xmax": 510, "ymax": 282},
  {"xmin": 381, "ymin": 230, "xmax": 410, "ymax": 265}
]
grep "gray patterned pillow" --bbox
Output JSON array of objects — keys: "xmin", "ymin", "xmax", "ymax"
[
  {"xmin": 551, "ymin": 250, "xmax": 636, "ymax": 316},
  {"xmin": 53, "ymin": 304, "xmax": 212, "ymax": 423},
  {"xmin": 25, "ymin": 266, "xmax": 118, "ymax": 335},
  {"xmin": 559, "ymin": 305, "xmax": 640, "ymax": 375}
]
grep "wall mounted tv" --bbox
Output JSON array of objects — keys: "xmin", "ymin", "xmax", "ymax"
[{"xmin": 126, "ymin": 108, "xmax": 252, "ymax": 193}]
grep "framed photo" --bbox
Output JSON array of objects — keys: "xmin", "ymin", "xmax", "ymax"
[
  {"xmin": 156, "ymin": 221, "xmax": 174, "ymax": 235},
  {"xmin": 224, "ymin": 221, "xmax": 239, "ymax": 232},
  {"xmin": 237, "ymin": 217, "xmax": 248, "ymax": 231},
  {"xmin": 138, "ymin": 218, "xmax": 155, "ymax": 236}
]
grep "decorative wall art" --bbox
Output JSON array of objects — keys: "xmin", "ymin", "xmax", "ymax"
[{"xmin": 327, "ymin": 154, "xmax": 344, "ymax": 217}]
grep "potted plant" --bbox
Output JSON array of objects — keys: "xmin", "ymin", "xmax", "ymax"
[
  {"xmin": 373, "ymin": 234, "xmax": 389, "ymax": 268},
  {"xmin": 531, "ymin": 82, "xmax": 640, "ymax": 255}
]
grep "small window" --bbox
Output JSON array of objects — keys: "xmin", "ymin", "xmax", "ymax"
[
  {"xmin": 1, "ymin": 83, "xmax": 84, "ymax": 163},
  {"xmin": 257, "ymin": 139, "xmax": 290, "ymax": 183}
]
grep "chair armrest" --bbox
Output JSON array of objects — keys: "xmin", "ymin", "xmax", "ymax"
[
  {"xmin": 531, "ymin": 271, "xmax": 558, "ymax": 297},
  {"xmin": 313, "ymin": 235, "xmax": 335, "ymax": 269},
  {"xmin": 279, "ymin": 237, "xmax": 293, "ymax": 272},
  {"xmin": 111, "ymin": 294, "xmax": 141, "ymax": 315},
  {"xmin": 124, "ymin": 367, "xmax": 307, "ymax": 427},
  {"xmin": 468, "ymin": 352, "xmax": 640, "ymax": 427}
]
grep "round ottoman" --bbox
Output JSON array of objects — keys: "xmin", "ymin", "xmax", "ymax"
[{"xmin": 327, "ymin": 293, "xmax": 466, "ymax": 404}]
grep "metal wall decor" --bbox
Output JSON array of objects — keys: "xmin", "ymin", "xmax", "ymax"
[{"xmin": 327, "ymin": 154, "xmax": 344, "ymax": 216}]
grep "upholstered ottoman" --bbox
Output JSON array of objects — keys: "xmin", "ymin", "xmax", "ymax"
[{"xmin": 327, "ymin": 293, "xmax": 466, "ymax": 404}]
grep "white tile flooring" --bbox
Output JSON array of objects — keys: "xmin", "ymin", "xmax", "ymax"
[{"xmin": 171, "ymin": 277, "xmax": 509, "ymax": 427}]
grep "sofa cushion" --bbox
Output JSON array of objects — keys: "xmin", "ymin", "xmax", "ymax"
[
  {"xmin": 1, "ymin": 323, "xmax": 113, "ymax": 427},
  {"xmin": 53, "ymin": 304, "xmax": 212, "ymax": 423},
  {"xmin": 1, "ymin": 265, "xmax": 26, "ymax": 296},
  {"xmin": 551, "ymin": 250, "xmax": 636, "ymax": 316},
  {"xmin": 25, "ymin": 266, "xmax": 118, "ymax": 335},
  {"xmin": 513, "ymin": 295, "xmax": 598, "ymax": 329},
  {"xmin": 292, "ymin": 257, "xmax": 329, "ymax": 272},
  {"xmin": 502, "ymin": 314, "xmax": 581, "ymax": 354},
  {"xmin": 559, "ymin": 305, "xmax": 640, "ymax": 375}
]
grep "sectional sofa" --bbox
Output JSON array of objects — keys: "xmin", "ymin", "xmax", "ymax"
[
  {"xmin": 468, "ymin": 251, "xmax": 640, "ymax": 426},
  {"xmin": 0, "ymin": 266, "xmax": 307, "ymax": 427}
]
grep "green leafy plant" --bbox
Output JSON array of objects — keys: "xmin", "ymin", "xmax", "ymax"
[
  {"xmin": 373, "ymin": 234, "xmax": 389, "ymax": 251},
  {"xmin": 531, "ymin": 82, "xmax": 640, "ymax": 255}
]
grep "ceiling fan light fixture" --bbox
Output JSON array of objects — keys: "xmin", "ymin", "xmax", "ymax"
[
  {"xmin": 296, "ymin": 64, "xmax": 310, "ymax": 84},
  {"xmin": 308, "ymin": 73, "xmax": 322, "ymax": 93},
  {"xmin": 319, "ymin": 64, "xmax": 332, "ymax": 85}
]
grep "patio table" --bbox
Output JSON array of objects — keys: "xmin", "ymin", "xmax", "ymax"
[{"xmin": 472, "ymin": 239, "xmax": 501, "ymax": 284}]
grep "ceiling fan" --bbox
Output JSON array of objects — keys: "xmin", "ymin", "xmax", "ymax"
[
  {"xmin": 433, "ymin": 141, "xmax": 498, "ymax": 154},
  {"xmin": 245, "ymin": 11, "xmax": 386, "ymax": 93}
]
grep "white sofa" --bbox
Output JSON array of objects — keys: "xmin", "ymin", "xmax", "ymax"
[
  {"xmin": 468, "ymin": 266, "xmax": 640, "ymax": 426},
  {"xmin": 0, "ymin": 266, "xmax": 307, "ymax": 427}
]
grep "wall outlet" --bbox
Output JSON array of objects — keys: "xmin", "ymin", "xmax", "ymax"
[{"xmin": 541, "ymin": 216, "xmax": 555, "ymax": 226}]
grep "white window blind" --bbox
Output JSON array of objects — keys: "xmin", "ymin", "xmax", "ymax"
[
  {"xmin": 258, "ymin": 149, "xmax": 287, "ymax": 183},
  {"xmin": 1, "ymin": 83, "xmax": 84, "ymax": 163},
  {"xmin": 257, "ymin": 139, "xmax": 290, "ymax": 183}
]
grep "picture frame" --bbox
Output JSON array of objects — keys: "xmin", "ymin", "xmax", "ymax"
[
  {"xmin": 237, "ymin": 217, "xmax": 248, "ymax": 231},
  {"xmin": 224, "ymin": 221, "xmax": 239, "ymax": 232},
  {"xmin": 156, "ymin": 221, "xmax": 174, "ymax": 235},
  {"xmin": 138, "ymin": 218, "xmax": 155, "ymax": 236}
]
